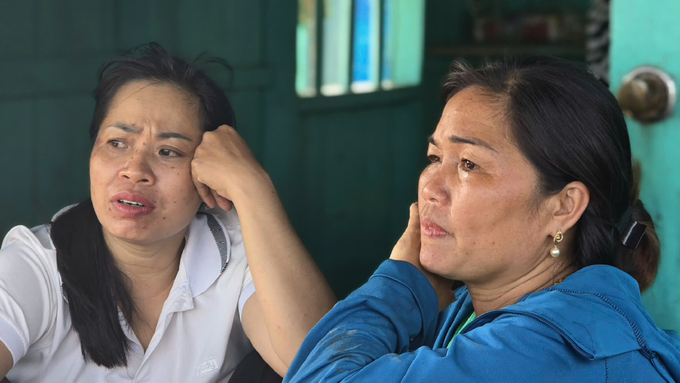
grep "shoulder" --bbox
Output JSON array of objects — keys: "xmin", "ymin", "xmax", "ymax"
[
  {"xmin": 0, "ymin": 224, "xmax": 63, "ymax": 359},
  {"xmin": 488, "ymin": 265, "xmax": 656, "ymax": 360},
  {"xmin": 0, "ymin": 222, "xmax": 65, "ymax": 309},
  {"xmin": 1, "ymin": 224, "xmax": 57, "ymax": 265},
  {"xmin": 2, "ymin": 203, "xmax": 82, "ymax": 255}
]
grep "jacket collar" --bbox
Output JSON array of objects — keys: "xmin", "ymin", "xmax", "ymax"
[{"xmin": 461, "ymin": 265, "xmax": 680, "ymax": 366}]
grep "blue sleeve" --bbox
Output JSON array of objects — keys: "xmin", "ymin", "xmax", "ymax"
[
  {"xmin": 284, "ymin": 261, "xmax": 595, "ymax": 382},
  {"xmin": 283, "ymin": 260, "xmax": 440, "ymax": 382}
]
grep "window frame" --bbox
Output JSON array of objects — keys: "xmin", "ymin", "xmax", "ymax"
[{"xmin": 297, "ymin": 0, "xmax": 423, "ymax": 99}]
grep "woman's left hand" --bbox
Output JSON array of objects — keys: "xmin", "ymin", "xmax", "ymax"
[
  {"xmin": 390, "ymin": 203, "xmax": 457, "ymax": 311},
  {"xmin": 191, "ymin": 125, "xmax": 272, "ymax": 211}
]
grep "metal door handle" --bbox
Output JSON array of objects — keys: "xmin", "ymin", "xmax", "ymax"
[{"xmin": 617, "ymin": 66, "xmax": 676, "ymax": 123}]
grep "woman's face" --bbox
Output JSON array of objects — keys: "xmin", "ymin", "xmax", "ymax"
[
  {"xmin": 90, "ymin": 81, "xmax": 204, "ymax": 246},
  {"xmin": 418, "ymin": 87, "xmax": 554, "ymax": 286}
]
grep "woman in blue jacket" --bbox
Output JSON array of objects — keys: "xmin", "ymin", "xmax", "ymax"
[{"xmin": 284, "ymin": 56, "xmax": 680, "ymax": 382}]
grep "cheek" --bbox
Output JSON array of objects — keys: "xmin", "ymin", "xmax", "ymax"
[
  {"xmin": 89, "ymin": 156, "xmax": 109, "ymax": 198},
  {"xmin": 166, "ymin": 166, "xmax": 201, "ymax": 205},
  {"xmin": 455, "ymin": 189, "xmax": 534, "ymax": 253}
]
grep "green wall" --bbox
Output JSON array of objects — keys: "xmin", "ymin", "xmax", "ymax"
[
  {"xmin": 0, "ymin": 0, "xmax": 425, "ymax": 298},
  {"xmin": 0, "ymin": 0, "xmax": 590, "ymax": 298},
  {"xmin": 0, "ymin": 0, "xmax": 272, "ymax": 237}
]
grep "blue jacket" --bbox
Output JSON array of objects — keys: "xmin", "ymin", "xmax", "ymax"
[{"xmin": 284, "ymin": 261, "xmax": 680, "ymax": 382}]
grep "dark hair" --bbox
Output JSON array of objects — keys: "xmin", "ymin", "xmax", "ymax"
[
  {"xmin": 441, "ymin": 56, "xmax": 660, "ymax": 292},
  {"xmin": 90, "ymin": 42, "xmax": 235, "ymax": 141},
  {"xmin": 50, "ymin": 43, "xmax": 235, "ymax": 367}
]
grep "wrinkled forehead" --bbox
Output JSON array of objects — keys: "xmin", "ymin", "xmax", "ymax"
[
  {"xmin": 98, "ymin": 81, "xmax": 204, "ymax": 137},
  {"xmin": 435, "ymin": 87, "xmax": 513, "ymax": 149}
]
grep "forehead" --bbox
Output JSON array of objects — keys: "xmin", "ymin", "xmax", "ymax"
[
  {"xmin": 434, "ymin": 87, "xmax": 512, "ymax": 148},
  {"xmin": 103, "ymin": 81, "xmax": 202, "ymax": 135}
]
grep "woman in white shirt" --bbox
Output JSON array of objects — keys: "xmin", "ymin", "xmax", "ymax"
[{"xmin": 0, "ymin": 43, "xmax": 335, "ymax": 382}]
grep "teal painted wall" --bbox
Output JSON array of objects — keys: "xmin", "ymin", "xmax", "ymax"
[{"xmin": 610, "ymin": 0, "xmax": 680, "ymax": 332}]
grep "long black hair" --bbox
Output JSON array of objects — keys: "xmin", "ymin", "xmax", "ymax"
[
  {"xmin": 50, "ymin": 43, "xmax": 236, "ymax": 367},
  {"xmin": 441, "ymin": 56, "xmax": 660, "ymax": 291}
]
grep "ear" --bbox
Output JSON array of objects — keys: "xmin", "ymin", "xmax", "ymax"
[{"xmin": 548, "ymin": 181, "xmax": 590, "ymax": 234}]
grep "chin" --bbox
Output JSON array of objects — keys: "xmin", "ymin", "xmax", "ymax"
[
  {"xmin": 419, "ymin": 246, "xmax": 454, "ymax": 279},
  {"xmin": 103, "ymin": 222, "xmax": 156, "ymax": 243}
]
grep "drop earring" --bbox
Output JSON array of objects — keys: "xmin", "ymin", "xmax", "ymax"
[{"xmin": 551, "ymin": 231, "xmax": 563, "ymax": 258}]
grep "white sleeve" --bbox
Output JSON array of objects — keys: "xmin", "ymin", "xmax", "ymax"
[
  {"xmin": 0, "ymin": 228, "xmax": 57, "ymax": 365},
  {"xmin": 237, "ymin": 265, "xmax": 255, "ymax": 321}
]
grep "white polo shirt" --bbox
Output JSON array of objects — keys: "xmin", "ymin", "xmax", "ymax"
[{"xmin": 0, "ymin": 208, "xmax": 255, "ymax": 382}]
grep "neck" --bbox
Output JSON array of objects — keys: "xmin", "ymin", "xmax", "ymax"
[
  {"xmin": 465, "ymin": 257, "xmax": 576, "ymax": 316},
  {"xmin": 103, "ymin": 231, "xmax": 185, "ymax": 300}
]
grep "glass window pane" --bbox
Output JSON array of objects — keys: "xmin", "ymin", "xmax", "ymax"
[
  {"xmin": 321, "ymin": 0, "xmax": 352, "ymax": 96},
  {"xmin": 296, "ymin": 0, "xmax": 317, "ymax": 97},
  {"xmin": 381, "ymin": 0, "xmax": 425, "ymax": 89},
  {"xmin": 351, "ymin": 0, "xmax": 380, "ymax": 93}
]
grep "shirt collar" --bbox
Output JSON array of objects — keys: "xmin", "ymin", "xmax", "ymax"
[
  {"xmin": 51, "ymin": 206, "xmax": 235, "ymax": 301},
  {"xmin": 180, "ymin": 211, "xmax": 232, "ymax": 298}
]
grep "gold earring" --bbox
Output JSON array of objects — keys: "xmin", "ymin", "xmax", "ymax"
[{"xmin": 550, "ymin": 231, "xmax": 563, "ymax": 257}]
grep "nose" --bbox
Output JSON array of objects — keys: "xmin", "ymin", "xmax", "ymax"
[
  {"xmin": 419, "ymin": 166, "xmax": 450, "ymax": 205},
  {"xmin": 119, "ymin": 149, "xmax": 155, "ymax": 185}
]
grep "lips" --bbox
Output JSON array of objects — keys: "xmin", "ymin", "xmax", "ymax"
[
  {"xmin": 420, "ymin": 218, "xmax": 450, "ymax": 238},
  {"xmin": 111, "ymin": 192, "xmax": 155, "ymax": 218}
]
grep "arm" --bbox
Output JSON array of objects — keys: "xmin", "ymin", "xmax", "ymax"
[
  {"xmin": 0, "ymin": 343, "xmax": 11, "ymax": 378},
  {"xmin": 235, "ymin": 171, "xmax": 336, "ymax": 371},
  {"xmin": 241, "ymin": 294, "xmax": 288, "ymax": 375},
  {"xmin": 284, "ymin": 260, "xmax": 572, "ymax": 383},
  {"xmin": 283, "ymin": 259, "xmax": 440, "ymax": 382},
  {"xmin": 192, "ymin": 126, "xmax": 337, "ymax": 373}
]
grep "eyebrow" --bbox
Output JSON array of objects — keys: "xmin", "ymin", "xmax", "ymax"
[
  {"xmin": 109, "ymin": 123, "xmax": 193, "ymax": 142},
  {"xmin": 428, "ymin": 134, "xmax": 498, "ymax": 153}
]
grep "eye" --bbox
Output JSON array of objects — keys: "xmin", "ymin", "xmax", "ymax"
[
  {"xmin": 461, "ymin": 159, "xmax": 478, "ymax": 171},
  {"xmin": 159, "ymin": 148, "xmax": 180, "ymax": 157},
  {"xmin": 108, "ymin": 139, "xmax": 126, "ymax": 149},
  {"xmin": 428, "ymin": 155, "xmax": 441, "ymax": 163}
]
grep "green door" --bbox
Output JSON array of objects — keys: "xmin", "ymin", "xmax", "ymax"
[{"xmin": 611, "ymin": 0, "xmax": 680, "ymax": 331}]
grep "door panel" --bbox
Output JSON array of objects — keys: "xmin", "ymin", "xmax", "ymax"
[
  {"xmin": 34, "ymin": 0, "xmax": 115, "ymax": 55},
  {"xmin": 0, "ymin": 0, "xmax": 426, "ymax": 300},
  {"xmin": 0, "ymin": 1, "xmax": 115, "ymax": 236},
  {"xmin": 0, "ymin": 1, "xmax": 33, "ymax": 57},
  {"xmin": 610, "ymin": 0, "xmax": 680, "ymax": 331},
  {"xmin": 32, "ymin": 97, "xmax": 93, "ymax": 215},
  {"xmin": 0, "ymin": 101, "xmax": 34, "ymax": 231},
  {"xmin": 0, "ymin": 0, "xmax": 272, "ymax": 238},
  {"xmin": 300, "ymin": 100, "xmax": 424, "ymax": 297}
]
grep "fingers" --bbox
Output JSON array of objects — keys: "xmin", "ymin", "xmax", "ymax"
[
  {"xmin": 401, "ymin": 203, "xmax": 421, "ymax": 247},
  {"xmin": 216, "ymin": 124, "xmax": 237, "ymax": 134},
  {"xmin": 404, "ymin": 203, "xmax": 456, "ymax": 312},
  {"xmin": 193, "ymin": 124, "xmax": 266, "ymax": 207},
  {"xmin": 211, "ymin": 189, "xmax": 233, "ymax": 212},
  {"xmin": 390, "ymin": 203, "xmax": 422, "ymax": 263},
  {"xmin": 407, "ymin": 203, "xmax": 420, "ymax": 234},
  {"xmin": 194, "ymin": 178, "xmax": 217, "ymax": 209}
]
